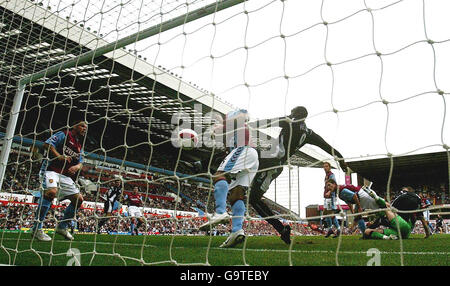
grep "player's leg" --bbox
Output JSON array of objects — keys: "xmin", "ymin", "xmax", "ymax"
[
  {"xmin": 249, "ymin": 167, "xmax": 290, "ymax": 244},
  {"xmin": 230, "ymin": 186, "xmax": 246, "ymax": 232},
  {"xmin": 219, "ymin": 185, "xmax": 248, "ymax": 248},
  {"xmin": 212, "ymin": 148, "xmax": 246, "ymax": 218},
  {"xmin": 363, "ymin": 227, "xmax": 398, "ymax": 240},
  {"xmin": 353, "ymin": 190, "xmax": 380, "ymax": 235},
  {"xmin": 98, "ymin": 200, "xmax": 112, "ymax": 232},
  {"xmin": 199, "ymin": 147, "xmax": 248, "ymax": 231},
  {"xmin": 330, "ymin": 195, "xmax": 341, "ymax": 238},
  {"xmin": 31, "ymin": 171, "xmax": 59, "ymax": 241},
  {"xmin": 198, "ymin": 172, "xmax": 231, "ymax": 231},
  {"xmin": 322, "ymin": 198, "xmax": 335, "ymax": 238},
  {"xmin": 323, "ymin": 210, "xmax": 334, "ymax": 237},
  {"xmin": 130, "ymin": 217, "xmax": 136, "ymax": 235},
  {"xmin": 219, "ymin": 147, "xmax": 259, "ymax": 248},
  {"xmin": 56, "ymin": 191, "xmax": 83, "ymax": 240},
  {"xmin": 136, "ymin": 217, "xmax": 145, "ymax": 234},
  {"xmin": 366, "ymin": 190, "xmax": 412, "ymax": 239},
  {"xmin": 213, "ymin": 171, "xmax": 230, "ymax": 215},
  {"xmin": 249, "ymin": 191, "xmax": 290, "ymax": 243},
  {"xmin": 386, "ymin": 214, "xmax": 412, "ymax": 239}
]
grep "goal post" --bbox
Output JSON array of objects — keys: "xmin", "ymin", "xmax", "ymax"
[{"xmin": 0, "ymin": 0, "xmax": 247, "ymax": 191}]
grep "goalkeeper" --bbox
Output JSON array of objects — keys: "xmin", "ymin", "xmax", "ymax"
[
  {"xmin": 366, "ymin": 186, "xmax": 431, "ymax": 238},
  {"xmin": 361, "ymin": 188, "xmax": 413, "ymax": 240}
]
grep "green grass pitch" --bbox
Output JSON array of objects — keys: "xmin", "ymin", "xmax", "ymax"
[{"xmin": 0, "ymin": 232, "xmax": 448, "ymax": 266}]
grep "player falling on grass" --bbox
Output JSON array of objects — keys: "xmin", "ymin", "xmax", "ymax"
[
  {"xmin": 199, "ymin": 109, "xmax": 259, "ymax": 248},
  {"xmin": 361, "ymin": 187, "xmax": 414, "ymax": 240},
  {"xmin": 125, "ymin": 186, "xmax": 146, "ymax": 235},
  {"xmin": 368, "ymin": 186, "xmax": 432, "ymax": 238},
  {"xmin": 31, "ymin": 120, "xmax": 87, "ymax": 241},
  {"xmin": 249, "ymin": 106, "xmax": 347, "ymax": 244},
  {"xmin": 324, "ymin": 179, "xmax": 379, "ymax": 235},
  {"xmin": 97, "ymin": 177, "xmax": 123, "ymax": 234}
]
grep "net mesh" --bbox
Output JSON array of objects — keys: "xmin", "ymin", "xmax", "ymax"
[{"xmin": 0, "ymin": 0, "xmax": 449, "ymax": 266}]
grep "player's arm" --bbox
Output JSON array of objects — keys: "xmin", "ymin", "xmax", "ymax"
[
  {"xmin": 67, "ymin": 150, "xmax": 84, "ymax": 175},
  {"xmin": 353, "ymin": 194, "xmax": 363, "ymax": 213},
  {"xmin": 248, "ymin": 116, "xmax": 286, "ymax": 131},
  {"xmin": 347, "ymin": 203, "xmax": 354, "ymax": 214},
  {"xmin": 43, "ymin": 131, "xmax": 71, "ymax": 163},
  {"xmin": 304, "ymin": 130, "xmax": 347, "ymax": 171}
]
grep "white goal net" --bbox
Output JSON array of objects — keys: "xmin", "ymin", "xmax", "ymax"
[{"xmin": 0, "ymin": 0, "xmax": 449, "ymax": 267}]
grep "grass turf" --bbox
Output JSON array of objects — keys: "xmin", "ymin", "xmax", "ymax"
[{"xmin": 0, "ymin": 232, "xmax": 448, "ymax": 266}]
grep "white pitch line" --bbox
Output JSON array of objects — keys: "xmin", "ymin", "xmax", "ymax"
[{"xmin": 1, "ymin": 237, "xmax": 449, "ymax": 256}]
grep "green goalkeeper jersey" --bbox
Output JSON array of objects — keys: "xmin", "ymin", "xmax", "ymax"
[{"xmin": 383, "ymin": 215, "xmax": 413, "ymax": 239}]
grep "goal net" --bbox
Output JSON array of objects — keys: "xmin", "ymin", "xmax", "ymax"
[{"xmin": 0, "ymin": 0, "xmax": 449, "ymax": 267}]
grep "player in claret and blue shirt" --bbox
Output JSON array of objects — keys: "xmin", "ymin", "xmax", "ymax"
[
  {"xmin": 124, "ymin": 186, "xmax": 146, "ymax": 235},
  {"xmin": 31, "ymin": 120, "xmax": 87, "ymax": 242}
]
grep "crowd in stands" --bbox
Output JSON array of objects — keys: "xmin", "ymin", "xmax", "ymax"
[
  {"xmin": 1, "ymin": 149, "xmax": 449, "ymax": 238},
  {"xmin": 377, "ymin": 184, "xmax": 449, "ymax": 206},
  {"xmin": 1, "ymin": 199, "xmax": 447, "ymax": 237}
]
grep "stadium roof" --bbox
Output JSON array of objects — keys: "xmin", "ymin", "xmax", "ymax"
[
  {"xmin": 347, "ymin": 151, "xmax": 449, "ymax": 190},
  {"xmin": 0, "ymin": 0, "xmax": 324, "ymax": 171}
]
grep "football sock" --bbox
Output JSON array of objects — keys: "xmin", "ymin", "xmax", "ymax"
[
  {"xmin": 332, "ymin": 217, "xmax": 340, "ymax": 230},
  {"xmin": 325, "ymin": 217, "xmax": 332, "ymax": 231},
  {"xmin": 214, "ymin": 179, "xmax": 229, "ymax": 214},
  {"xmin": 59, "ymin": 203, "xmax": 76, "ymax": 229},
  {"xmin": 231, "ymin": 200, "xmax": 245, "ymax": 233},
  {"xmin": 34, "ymin": 197, "xmax": 51, "ymax": 229},
  {"xmin": 357, "ymin": 218, "xmax": 366, "ymax": 232}
]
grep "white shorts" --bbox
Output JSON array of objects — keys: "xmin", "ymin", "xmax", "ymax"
[
  {"xmin": 357, "ymin": 190, "xmax": 379, "ymax": 210},
  {"xmin": 128, "ymin": 206, "xmax": 142, "ymax": 218},
  {"xmin": 40, "ymin": 171, "xmax": 80, "ymax": 199},
  {"xmin": 217, "ymin": 146, "xmax": 259, "ymax": 190},
  {"xmin": 423, "ymin": 210, "xmax": 430, "ymax": 221},
  {"xmin": 324, "ymin": 197, "xmax": 337, "ymax": 211}
]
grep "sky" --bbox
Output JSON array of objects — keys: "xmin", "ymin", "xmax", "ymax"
[
  {"xmin": 41, "ymin": 0, "xmax": 450, "ymax": 217},
  {"xmin": 137, "ymin": 0, "xmax": 449, "ymax": 217}
]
